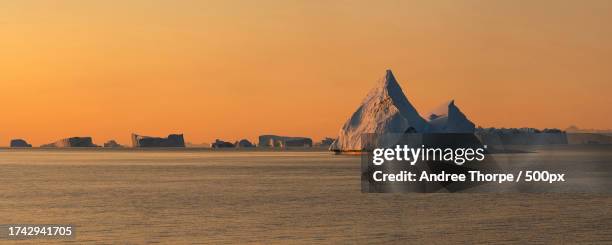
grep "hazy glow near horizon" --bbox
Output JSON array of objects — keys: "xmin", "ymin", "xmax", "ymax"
[{"xmin": 1, "ymin": 1, "xmax": 611, "ymax": 146}]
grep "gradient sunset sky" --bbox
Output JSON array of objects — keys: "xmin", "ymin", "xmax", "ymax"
[{"xmin": 1, "ymin": 0, "xmax": 611, "ymax": 146}]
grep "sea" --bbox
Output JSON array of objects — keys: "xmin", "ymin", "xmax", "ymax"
[{"xmin": 0, "ymin": 146, "xmax": 611, "ymax": 244}]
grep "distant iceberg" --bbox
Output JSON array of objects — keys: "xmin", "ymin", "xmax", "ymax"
[
  {"xmin": 103, "ymin": 140, "xmax": 124, "ymax": 148},
  {"xmin": 258, "ymin": 135, "xmax": 313, "ymax": 147},
  {"xmin": 235, "ymin": 139, "xmax": 255, "ymax": 148},
  {"xmin": 41, "ymin": 137, "xmax": 98, "ymax": 148},
  {"xmin": 10, "ymin": 139, "xmax": 32, "ymax": 147},
  {"xmin": 315, "ymin": 138, "xmax": 335, "ymax": 147},
  {"xmin": 131, "ymin": 134, "xmax": 185, "ymax": 147},
  {"xmin": 212, "ymin": 139, "xmax": 235, "ymax": 148}
]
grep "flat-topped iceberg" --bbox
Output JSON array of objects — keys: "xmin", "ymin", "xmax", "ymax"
[
  {"xmin": 131, "ymin": 134, "xmax": 185, "ymax": 147},
  {"xmin": 41, "ymin": 137, "xmax": 98, "ymax": 148},
  {"xmin": 258, "ymin": 135, "xmax": 313, "ymax": 147}
]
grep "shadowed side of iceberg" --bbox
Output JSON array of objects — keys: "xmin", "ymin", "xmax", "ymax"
[
  {"xmin": 131, "ymin": 133, "xmax": 185, "ymax": 147},
  {"xmin": 426, "ymin": 100, "xmax": 475, "ymax": 133},
  {"xmin": 41, "ymin": 137, "xmax": 98, "ymax": 148}
]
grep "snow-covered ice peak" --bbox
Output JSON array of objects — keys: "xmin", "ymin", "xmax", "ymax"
[{"xmin": 330, "ymin": 70, "xmax": 427, "ymax": 151}]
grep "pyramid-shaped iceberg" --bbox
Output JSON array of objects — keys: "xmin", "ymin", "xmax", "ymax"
[
  {"xmin": 330, "ymin": 70, "xmax": 428, "ymax": 151},
  {"xmin": 330, "ymin": 70, "xmax": 476, "ymax": 152}
]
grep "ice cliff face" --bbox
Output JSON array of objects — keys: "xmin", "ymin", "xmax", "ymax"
[
  {"xmin": 426, "ymin": 100, "xmax": 475, "ymax": 133},
  {"xmin": 330, "ymin": 70, "xmax": 428, "ymax": 151}
]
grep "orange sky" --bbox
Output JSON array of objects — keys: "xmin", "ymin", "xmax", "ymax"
[{"xmin": 1, "ymin": 0, "xmax": 611, "ymax": 146}]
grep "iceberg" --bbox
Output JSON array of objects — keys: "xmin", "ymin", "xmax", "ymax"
[
  {"xmin": 103, "ymin": 140, "xmax": 124, "ymax": 148},
  {"xmin": 41, "ymin": 137, "xmax": 98, "ymax": 148},
  {"xmin": 235, "ymin": 139, "xmax": 255, "ymax": 148},
  {"xmin": 258, "ymin": 135, "xmax": 313, "ymax": 147},
  {"xmin": 131, "ymin": 134, "xmax": 185, "ymax": 147},
  {"xmin": 10, "ymin": 139, "xmax": 32, "ymax": 147},
  {"xmin": 212, "ymin": 139, "xmax": 235, "ymax": 148},
  {"xmin": 330, "ymin": 69, "xmax": 428, "ymax": 152},
  {"xmin": 330, "ymin": 69, "xmax": 482, "ymax": 152},
  {"xmin": 426, "ymin": 100, "xmax": 475, "ymax": 133}
]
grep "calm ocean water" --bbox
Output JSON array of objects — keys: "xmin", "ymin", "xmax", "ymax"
[{"xmin": 0, "ymin": 147, "xmax": 611, "ymax": 244}]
